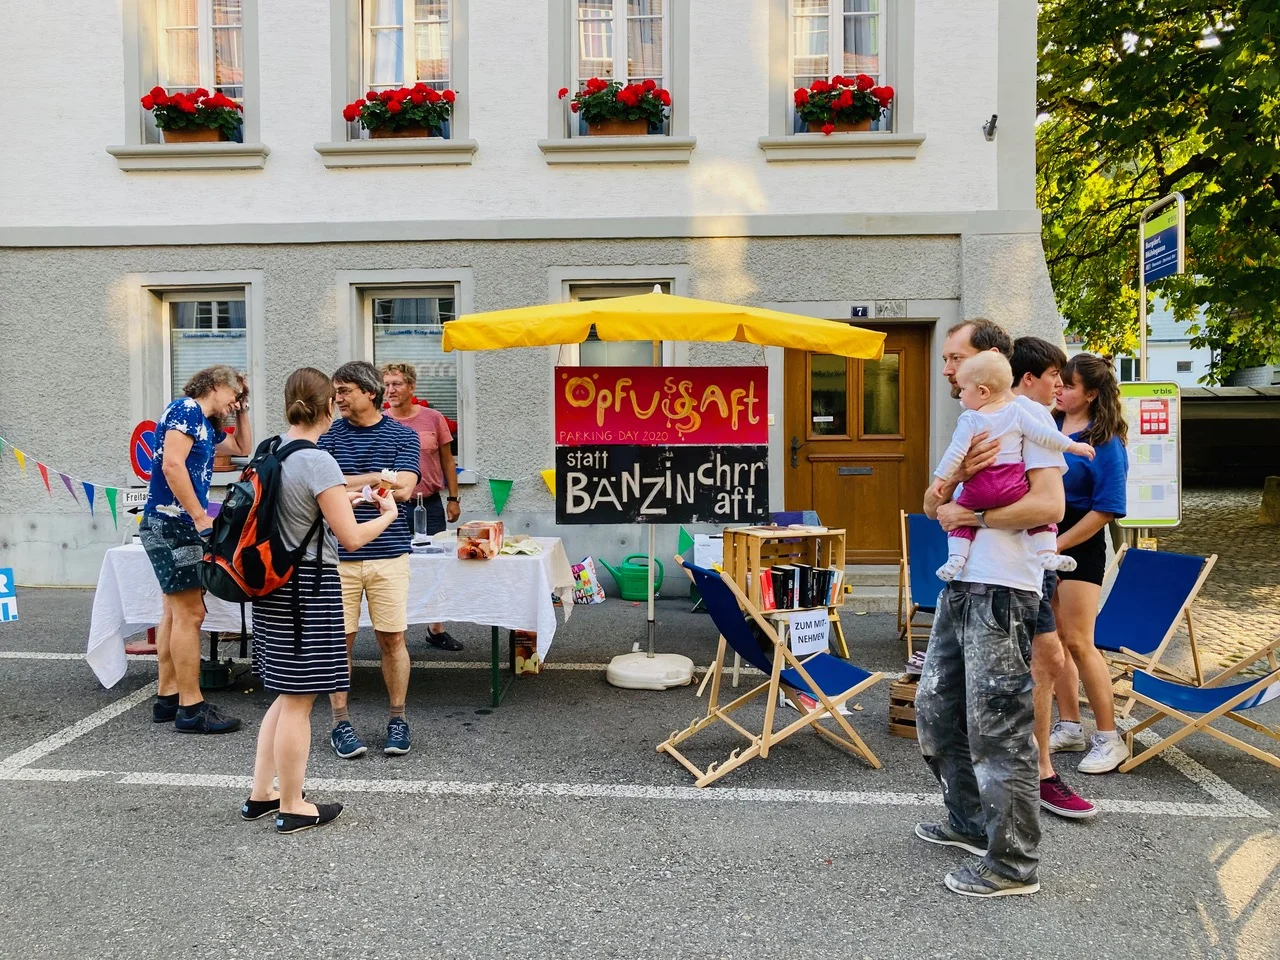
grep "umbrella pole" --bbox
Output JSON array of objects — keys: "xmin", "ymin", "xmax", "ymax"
[{"xmin": 646, "ymin": 524, "xmax": 656, "ymax": 658}]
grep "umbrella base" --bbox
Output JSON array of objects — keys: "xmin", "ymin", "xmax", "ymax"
[{"xmin": 606, "ymin": 651, "xmax": 695, "ymax": 690}]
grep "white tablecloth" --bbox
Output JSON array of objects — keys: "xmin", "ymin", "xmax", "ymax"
[{"xmin": 86, "ymin": 540, "xmax": 576, "ymax": 688}]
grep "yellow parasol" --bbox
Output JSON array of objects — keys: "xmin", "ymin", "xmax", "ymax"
[{"xmin": 441, "ymin": 291, "xmax": 885, "ymax": 360}]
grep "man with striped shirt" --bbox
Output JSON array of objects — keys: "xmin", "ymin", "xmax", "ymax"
[{"xmin": 319, "ymin": 361, "xmax": 421, "ymax": 759}]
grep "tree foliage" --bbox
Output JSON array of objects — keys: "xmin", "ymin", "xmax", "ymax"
[{"xmin": 1038, "ymin": 2, "xmax": 1280, "ymax": 382}]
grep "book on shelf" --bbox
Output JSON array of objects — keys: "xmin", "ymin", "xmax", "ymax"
[
  {"xmin": 760, "ymin": 567, "xmax": 776, "ymax": 611},
  {"xmin": 771, "ymin": 565, "xmax": 797, "ymax": 609},
  {"xmin": 792, "ymin": 564, "xmax": 813, "ymax": 608}
]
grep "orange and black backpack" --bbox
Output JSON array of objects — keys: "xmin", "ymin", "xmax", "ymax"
[{"xmin": 201, "ymin": 437, "xmax": 324, "ymax": 650}]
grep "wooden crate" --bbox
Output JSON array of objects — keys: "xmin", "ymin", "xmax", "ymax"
[
  {"xmin": 722, "ymin": 526, "xmax": 846, "ymax": 610},
  {"xmin": 888, "ymin": 678, "xmax": 918, "ymax": 739}
]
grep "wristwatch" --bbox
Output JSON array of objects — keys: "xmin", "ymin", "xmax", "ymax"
[
  {"xmin": 974, "ymin": 510, "xmax": 987, "ymax": 529},
  {"xmin": 446, "ymin": 496, "xmax": 460, "ymax": 503}
]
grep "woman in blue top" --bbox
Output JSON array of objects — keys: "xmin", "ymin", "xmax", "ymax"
[
  {"xmin": 141, "ymin": 365, "xmax": 252, "ymax": 734},
  {"xmin": 1049, "ymin": 354, "xmax": 1129, "ymax": 774}
]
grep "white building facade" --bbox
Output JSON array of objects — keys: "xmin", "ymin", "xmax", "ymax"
[{"xmin": 0, "ymin": 0, "xmax": 1062, "ymax": 584}]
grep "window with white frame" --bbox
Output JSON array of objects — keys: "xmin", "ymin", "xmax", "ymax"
[
  {"xmin": 359, "ymin": 0, "xmax": 452, "ymax": 136},
  {"xmin": 566, "ymin": 282, "xmax": 670, "ymax": 366},
  {"xmin": 164, "ymin": 290, "xmax": 247, "ymax": 428},
  {"xmin": 367, "ymin": 289, "xmax": 461, "ymax": 451},
  {"xmin": 790, "ymin": 0, "xmax": 890, "ymax": 132},
  {"xmin": 572, "ymin": 1, "xmax": 669, "ymax": 134},
  {"xmin": 151, "ymin": 0, "xmax": 245, "ymax": 142}
]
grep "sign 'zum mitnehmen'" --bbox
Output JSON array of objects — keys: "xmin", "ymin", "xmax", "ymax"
[{"xmin": 556, "ymin": 444, "xmax": 769, "ymax": 525}]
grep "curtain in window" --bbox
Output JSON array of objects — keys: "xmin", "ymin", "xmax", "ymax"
[
  {"xmin": 371, "ymin": 296, "xmax": 460, "ymax": 424},
  {"xmin": 169, "ymin": 300, "xmax": 247, "ymax": 401}
]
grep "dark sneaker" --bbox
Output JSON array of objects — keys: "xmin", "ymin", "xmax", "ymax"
[
  {"xmin": 330, "ymin": 721, "xmax": 367, "ymax": 759},
  {"xmin": 384, "ymin": 717, "xmax": 411, "ymax": 756},
  {"xmin": 174, "ymin": 701, "xmax": 241, "ymax": 734},
  {"xmin": 425, "ymin": 630, "xmax": 464, "ymax": 652},
  {"xmin": 914, "ymin": 821, "xmax": 988, "ymax": 857},
  {"xmin": 944, "ymin": 862, "xmax": 1040, "ymax": 898},
  {"xmin": 1040, "ymin": 774, "xmax": 1097, "ymax": 820},
  {"xmin": 276, "ymin": 802, "xmax": 344, "ymax": 835},
  {"xmin": 241, "ymin": 792, "xmax": 306, "ymax": 822},
  {"xmin": 152, "ymin": 697, "xmax": 179, "ymax": 723}
]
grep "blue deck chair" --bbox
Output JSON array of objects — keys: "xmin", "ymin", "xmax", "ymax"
[
  {"xmin": 657, "ymin": 559, "xmax": 883, "ymax": 787},
  {"xmin": 898, "ymin": 512, "xmax": 948, "ymax": 658},
  {"xmin": 1093, "ymin": 546, "xmax": 1218, "ymax": 704},
  {"xmin": 1121, "ymin": 636, "xmax": 1280, "ymax": 772}
]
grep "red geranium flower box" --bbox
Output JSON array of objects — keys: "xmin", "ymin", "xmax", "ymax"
[
  {"xmin": 343, "ymin": 84, "xmax": 457, "ymax": 138},
  {"xmin": 793, "ymin": 74, "xmax": 894, "ymax": 135},
  {"xmin": 141, "ymin": 86, "xmax": 243, "ymax": 142},
  {"xmin": 558, "ymin": 78, "xmax": 671, "ymax": 136}
]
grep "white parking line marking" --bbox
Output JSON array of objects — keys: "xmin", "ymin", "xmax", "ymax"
[{"xmin": 0, "ymin": 681, "xmax": 158, "ymax": 771}]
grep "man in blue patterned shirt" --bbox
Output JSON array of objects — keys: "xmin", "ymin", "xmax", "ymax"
[{"xmin": 318, "ymin": 361, "xmax": 421, "ymax": 760}]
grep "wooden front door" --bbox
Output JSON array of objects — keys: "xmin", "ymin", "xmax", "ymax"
[{"xmin": 784, "ymin": 325, "xmax": 931, "ymax": 563}]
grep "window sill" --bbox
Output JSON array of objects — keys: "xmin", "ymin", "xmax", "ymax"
[
  {"xmin": 106, "ymin": 142, "xmax": 270, "ymax": 171},
  {"xmin": 314, "ymin": 138, "xmax": 478, "ymax": 168},
  {"xmin": 757, "ymin": 132, "xmax": 925, "ymax": 162},
  {"xmin": 537, "ymin": 135, "xmax": 696, "ymax": 165}
]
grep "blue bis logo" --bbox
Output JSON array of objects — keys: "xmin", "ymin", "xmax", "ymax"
[{"xmin": 0, "ymin": 568, "xmax": 16, "ymax": 623}]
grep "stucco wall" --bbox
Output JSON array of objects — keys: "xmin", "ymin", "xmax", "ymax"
[
  {"xmin": 0, "ymin": 230, "xmax": 1076, "ymax": 585},
  {"xmin": 0, "ymin": 0, "xmax": 1001, "ymax": 227}
]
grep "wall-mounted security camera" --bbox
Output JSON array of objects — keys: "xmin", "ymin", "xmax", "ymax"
[{"xmin": 982, "ymin": 114, "xmax": 998, "ymax": 141}]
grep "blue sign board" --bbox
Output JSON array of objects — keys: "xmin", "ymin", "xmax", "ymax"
[
  {"xmin": 1142, "ymin": 207, "xmax": 1182, "ymax": 285},
  {"xmin": 0, "ymin": 568, "xmax": 17, "ymax": 622}
]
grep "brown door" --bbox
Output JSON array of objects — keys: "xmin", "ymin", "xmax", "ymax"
[{"xmin": 784, "ymin": 325, "xmax": 931, "ymax": 563}]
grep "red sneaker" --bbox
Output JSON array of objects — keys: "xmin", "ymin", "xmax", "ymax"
[{"xmin": 1040, "ymin": 774, "xmax": 1097, "ymax": 819}]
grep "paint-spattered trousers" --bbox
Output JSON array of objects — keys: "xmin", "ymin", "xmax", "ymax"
[{"xmin": 915, "ymin": 580, "xmax": 1041, "ymax": 882}]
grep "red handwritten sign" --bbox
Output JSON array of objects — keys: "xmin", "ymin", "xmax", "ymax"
[{"xmin": 554, "ymin": 366, "xmax": 767, "ymax": 446}]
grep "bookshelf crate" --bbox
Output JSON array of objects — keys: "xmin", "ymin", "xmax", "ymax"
[
  {"xmin": 722, "ymin": 526, "xmax": 849, "ymax": 658},
  {"xmin": 888, "ymin": 678, "xmax": 918, "ymax": 739}
]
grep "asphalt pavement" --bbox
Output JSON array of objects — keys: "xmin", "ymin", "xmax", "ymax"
[{"xmin": 0, "ymin": 587, "xmax": 1277, "ymax": 960}]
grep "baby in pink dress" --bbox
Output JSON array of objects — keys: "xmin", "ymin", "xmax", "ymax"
[{"xmin": 930, "ymin": 351, "xmax": 1095, "ymax": 582}]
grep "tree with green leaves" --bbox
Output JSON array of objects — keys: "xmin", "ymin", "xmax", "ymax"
[{"xmin": 1038, "ymin": 2, "xmax": 1280, "ymax": 382}]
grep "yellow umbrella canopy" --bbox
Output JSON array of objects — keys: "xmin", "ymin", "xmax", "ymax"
[{"xmin": 441, "ymin": 291, "xmax": 885, "ymax": 360}]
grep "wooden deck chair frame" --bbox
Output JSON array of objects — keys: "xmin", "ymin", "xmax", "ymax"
[
  {"xmin": 1099, "ymin": 544, "xmax": 1217, "ymax": 716},
  {"xmin": 658, "ymin": 563, "xmax": 883, "ymax": 788},
  {"xmin": 897, "ymin": 510, "xmax": 936, "ymax": 659},
  {"xmin": 1121, "ymin": 636, "xmax": 1280, "ymax": 772}
]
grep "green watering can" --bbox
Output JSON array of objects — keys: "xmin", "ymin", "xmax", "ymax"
[{"xmin": 598, "ymin": 554, "xmax": 664, "ymax": 601}]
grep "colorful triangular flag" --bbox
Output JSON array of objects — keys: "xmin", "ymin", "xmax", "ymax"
[
  {"xmin": 105, "ymin": 487, "xmax": 119, "ymax": 529},
  {"xmin": 59, "ymin": 472, "xmax": 78, "ymax": 502},
  {"xmin": 36, "ymin": 462, "xmax": 51, "ymax": 495},
  {"xmin": 488, "ymin": 478, "xmax": 514, "ymax": 516},
  {"xmin": 83, "ymin": 482, "xmax": 96, "ymax": 517},
  {"xmin": 677, "ymin": 526, "xmax": 694, "ymax": 555},
  {"xmin": 13, "ymin": 448, "xmax": 26, "ymax": 471},
  {"xmin": 540, "ymin": 468, "xmax": 556, "ymax": 498}
]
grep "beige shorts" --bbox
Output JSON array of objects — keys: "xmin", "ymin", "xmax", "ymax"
[{"xmin": 337, "ymin": 555, "xmax": 410, "ymax": 635}]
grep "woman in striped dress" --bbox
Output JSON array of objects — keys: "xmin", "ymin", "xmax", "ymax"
[{"xmin": 242, "ymin": 368, "xmax": 398, "ymax": 835}]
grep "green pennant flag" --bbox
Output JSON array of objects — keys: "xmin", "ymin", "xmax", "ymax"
[
  {"xmin": 677, "ymin": 526, "xmax": 694, "ymax": 555},
  {"xmin": 489, "ymin": 478, "xmax": 514, "ymax": 516},
  {"xmin": 105, "ymin": 487, "xmax": 119, "ymax": 529}
]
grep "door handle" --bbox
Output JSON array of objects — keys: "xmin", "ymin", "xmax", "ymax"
[{"xmin": 790, "ymin": 435, "xmax": 805, "ymax": 468}]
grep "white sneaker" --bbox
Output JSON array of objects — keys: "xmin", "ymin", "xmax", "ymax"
[
  {"xmin": 1048, "ymin": 721, "xmax": 1087, "ymax": 753},
  {"xmin": 1078, "ymin": 732, "xmax": 1129, "ymax": 774}
]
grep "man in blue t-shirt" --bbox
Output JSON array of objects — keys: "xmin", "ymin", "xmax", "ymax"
[{"xmin": 318, "ymin": 361, "xmax": 420, "ymax": 761}]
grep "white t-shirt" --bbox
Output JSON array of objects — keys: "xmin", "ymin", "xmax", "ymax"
[
  {"xmin": 934, "ymin": 395, "xmax": 1073, "ymax": 480},
  {"xmin": 956, "ymin": 406, "xmax": 1067, "ymax": 594}
]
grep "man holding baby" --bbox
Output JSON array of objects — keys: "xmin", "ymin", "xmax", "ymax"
[{"xmin": 318, "ymin": 361, "xmax": 421, "ymax": 760}]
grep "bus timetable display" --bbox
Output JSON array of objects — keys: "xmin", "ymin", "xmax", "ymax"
[{"xmin": 1117, "ymin": 382, "xmax": 1181, "ymax": 528}]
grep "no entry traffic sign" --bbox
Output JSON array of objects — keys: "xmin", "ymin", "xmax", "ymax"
[{"xmin": 130, "ymin": 420, "xmax": 158, "ymax": 483}]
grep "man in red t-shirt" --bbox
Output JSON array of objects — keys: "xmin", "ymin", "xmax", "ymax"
[{"xmin": 382, "ymin": 362, "xmax": 464, "ymax": 651}]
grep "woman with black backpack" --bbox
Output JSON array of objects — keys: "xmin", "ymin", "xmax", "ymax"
[{"xmin": 242, "ymin": 367, "xmax": 397, "ymax": 834}]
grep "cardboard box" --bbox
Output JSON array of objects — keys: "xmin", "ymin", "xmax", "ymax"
[{"xmin": 457, "ymin": 520, "xmax": 503, "ymax": 560}]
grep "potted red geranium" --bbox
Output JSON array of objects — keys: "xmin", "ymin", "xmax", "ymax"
[
  {"xmin": 141, "ymin": 87, "xmax": 243, "ymax": 143},
  {"xmin": 558, "ymin": 78, "xmax": 670, "ymax": 136},
  {"xmin": 793, "ymin": 74, "xmax": 894, "ymax": 134},
  {"xmin": 343, "ymin": 84, "xmax": 457, "ymax": 138}
]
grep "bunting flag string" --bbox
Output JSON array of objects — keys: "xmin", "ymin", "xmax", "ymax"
[{"xmin": 0, "ymin": 431, "xmax": 131, "ymax": 529}]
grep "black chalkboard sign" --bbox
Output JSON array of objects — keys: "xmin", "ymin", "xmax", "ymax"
[{"xmin": 556, "ymin": 444, "xmax": 769, "ymax": 525}]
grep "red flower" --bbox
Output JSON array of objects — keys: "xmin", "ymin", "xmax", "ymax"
[
  {"xmin": 793, "ymin": 87, "xmax": 809, "ymax": 107},
  {"xmin": 831, "ymin": 75, "xmax": 845, "ymax": 86},
  {"xmin": 413, "ymin": 82, "xmax": 428, "ymax": 93},
  {"xmin": 658, "ymin": 89, "xmax": 671, "ymax": 106},
  {"xmin": 876, "ymin": 84, "xmax": 894, "ymax": 105},
  {"xmin": 811, "ymin": 79, "xmax": 829, "ymax": 93},
  {"xmin": 194, "ymin": 87, "xmax": 209, "ymax": 98},
  {"xmin": 367, "ymin": 90, "xmax": 379, "ymax": 101},
  {"xmin": 855, "ymin": 73, "xmax": 874, "ymax": 91},
  {"xmin": 410, "ymin": 91, "xmax": 426, "ymax": 105},
  {"xmin": 442, "ymin": 89, "xmax": 456, "ymax": 103},
  {"xmin": 387, "ymin": 99, "xmax": 402, "ymax": 114},
  {"xmin": 558, "ymin": 87, "xmax": 569, "ymax": 99},
  {"xmin": 642, "ymin": 78, "xmax": 656, "ymax": 91},
  {"xmin": 425, "ymin": 88, "xmax": 441, "ymax": 103},
  {"xmin": 141, "ymin": 95, "xmax": 154, "ymax": 110},
  {"xmin": 836, "ymin": 90, "xmax": 853, "ymax": 109},
  {"xmin": 149, "ymin": 85, "xmax": 166, "ymax": 99},
  {"xmin": 342, "ymin": 104, "xmax": 359, "ymax": 122},
  {"xmin": 821, "ymin": 123, "xmax": 835, "ymax": 135},
  {"xmin": 570, "ymin": 101, "xmax": 579, "ymax": 112}
]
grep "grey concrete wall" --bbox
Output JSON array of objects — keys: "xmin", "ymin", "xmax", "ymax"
[{"xmin": 0, "ymin": 232, "xmax": 1054, "ymax": 584}]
